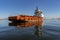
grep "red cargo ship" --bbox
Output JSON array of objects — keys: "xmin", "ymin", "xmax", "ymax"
[{"xmin": 8, "ymin": 7, "xmax": 44, "ymax": 22}]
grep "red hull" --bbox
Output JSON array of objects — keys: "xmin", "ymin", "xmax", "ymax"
[{"xmin": 8, "ymin": 15, "xmax": 43, "ymax": 22}]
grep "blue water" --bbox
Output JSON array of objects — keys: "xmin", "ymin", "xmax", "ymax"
[{"xmin": 0, "ymin": 20, "xmax": 60, "ymax": 40}]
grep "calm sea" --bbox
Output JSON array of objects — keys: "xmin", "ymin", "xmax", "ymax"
[{"xmin": 0, "ymin": 20, "xmax": 60, "ymax": 40}]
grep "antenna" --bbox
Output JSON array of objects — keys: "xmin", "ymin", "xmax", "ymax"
[{"xmin": 36, "ymin": 6, "xmax": 39, "ymax": 10}]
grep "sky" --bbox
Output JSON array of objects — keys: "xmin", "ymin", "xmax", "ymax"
[{"xmin": 0, "ymin": 0, "xmax": 60, "ymax": 18}]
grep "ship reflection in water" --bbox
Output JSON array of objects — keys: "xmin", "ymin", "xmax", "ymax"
[
  {"xmin": 1, "ymin": 20, "xmax": 60, "ymax": 40},
  {"xmin": 9, "ymin": 21, "xmax": 43, "ymax": 37},
  {"xmin": 9, "ymin": 21, "xmax": 43, "ymax": 28}
]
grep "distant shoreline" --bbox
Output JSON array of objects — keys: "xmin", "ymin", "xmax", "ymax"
[{"xmin": 0, "ymin": 19, "xmax": 8, "ymax": 20}]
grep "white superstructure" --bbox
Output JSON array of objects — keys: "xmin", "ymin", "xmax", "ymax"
[{"xmin": 34, "ymin": 7, "xmax": 44, "ymax": 17}]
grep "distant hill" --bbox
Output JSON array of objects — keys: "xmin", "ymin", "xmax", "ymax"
[{"xmin": 57, "ymin": 18, "xmax": 60, "ymax": 20}]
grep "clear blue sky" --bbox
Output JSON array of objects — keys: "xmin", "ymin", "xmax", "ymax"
[{"xmin": 0, "ymin": 0, "xmax": 60, "ymax": 18}]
